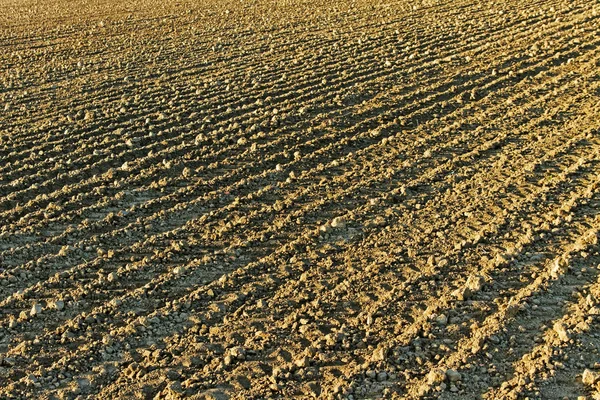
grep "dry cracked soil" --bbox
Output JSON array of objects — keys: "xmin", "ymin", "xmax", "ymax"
[{"xmin": 1, "ymin": 0, "xmax": 600, "ymax": 399}]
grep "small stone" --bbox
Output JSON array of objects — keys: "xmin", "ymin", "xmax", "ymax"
[
  {"xmin": 319, "ymin": 223, "xmax": 332, "ymax": 233},
  {"xmin": 166, "ymin": 369, "xmax": 181, "ymax": 381},
  {"xmin": 141, "ymin": 385, "xmax": 156, "ymax": 399},
  {"xmin": 551, "ymin": 257, "xmax": 568, "ymax": 278},
  {"xmin": 168, "ymin": 381, "xmax": 184, "ymax": 395},
  {"xmin": 553, "ymin": 322, "xmax": 569, "ymax": 342},
  {"xmin": 371, "ymin": 346, "xmax": 387, "ymax": 362},
  {"xmin": 111, "ymin": 298, "xmax": 122, "ymax": 307},
  {"xmin": 230, "ymin": 347, "xmax": 246, "ymax": 360},
  {"xmin": 489, "ymin": 335, "xmax": 501, "ymax": 344},
  {"xmin": 331, "ymin": 216, "xmax": 346, "ymax": 229},
  {"xmin": 173, "ymin": 266, "xmax": 186, "ymax": 275},
  {"xmin": 445, "ymin": 369, "xmax": 461, "ymax": 382},
  {"xmin": 233, "ymin": 375, "xmax": 251, "ymax": 390},
  {"xmin": 377, "ymin": 371, "xmax": 387, "ymax": 382},
  {"xmin": 30, "ymin": 303, "xmax": 42, "ymax": 317},
  {"xmin": 452, "ymin": 286, "xmax": 472, "ymax": 301},
  {"xmin": 75, "ymin": 378, "xmax": 91, "ymax": 394},
  {"xmin": 54, "ymin": 300, "xmax": 65, "ymax": 311},
  {"xmin": 427, "ymin": 368, "xmax": 446, "ymax": 385},
  {"xmin": 256, "ymin": 299, "xmax": 267, "ymax": 308},
  {"xmin": 305, "ymin": 381, "xmax": 321, "ymax": 397},
  {"xmin": 435, "ymin": 314, "xmax": 448, "ymax": 325},
  {"xmin": 582, "ymin": 369, "xmax": 598, "ymax": 385},
  {"xmin": 466, "ymin": 275, "xmax": 485, "ymax": 292},
  {"xmin": 294, "ymin": 356, "xmax": 310, "ymax": 368},
  {"xmin": 181, "ymin": 356, "xmax": 201, "ymax": 368},
  {"xmin": 201, "ymin": 389, "xmax": 229, "ymax": 400}
]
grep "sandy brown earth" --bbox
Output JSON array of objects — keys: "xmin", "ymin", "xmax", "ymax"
[{"xmin": 1, "ymin": 0, "xmax": 600, "ymax": 398}]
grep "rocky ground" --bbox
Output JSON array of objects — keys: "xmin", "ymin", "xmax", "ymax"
[{"xmin": 1, "ymin": 0, "xmax": 600, "ymax": 398}]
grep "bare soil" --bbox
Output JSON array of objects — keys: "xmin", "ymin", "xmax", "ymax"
[{"xmin": 1, "ymin": 0, "xmax": 600, "ymax": 399}]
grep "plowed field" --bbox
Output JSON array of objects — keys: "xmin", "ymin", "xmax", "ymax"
[{"xmin": 1, "ymin": 0, "xmax": 600, "ymax": 398}]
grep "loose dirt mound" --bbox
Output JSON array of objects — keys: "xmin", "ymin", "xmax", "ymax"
[{"xmin": 1, "ymin": 0, "xmax": 600, "ymax": 398}]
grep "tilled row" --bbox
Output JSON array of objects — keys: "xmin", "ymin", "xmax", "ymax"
[
  {"xmin": 0, "ymin": 0, "xmax": 584, "ymax": 214},
  {"xmin": 89, "ymin": 117, "xmax": 600, "ymax": 399},
  {"xmin": 10, "ymin": 53, "xmax": 600, "ymax": 400},
  {"xmin": 3, "ymin": 7, "xmax": 596, "ymax": 312},
  {"xmin": 0, "ymin": 0, "xmax": 580, "ymax": 238},
  {"xmin": 5, "ymin": 29, "xmax": 596, "ymax": 352}
]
